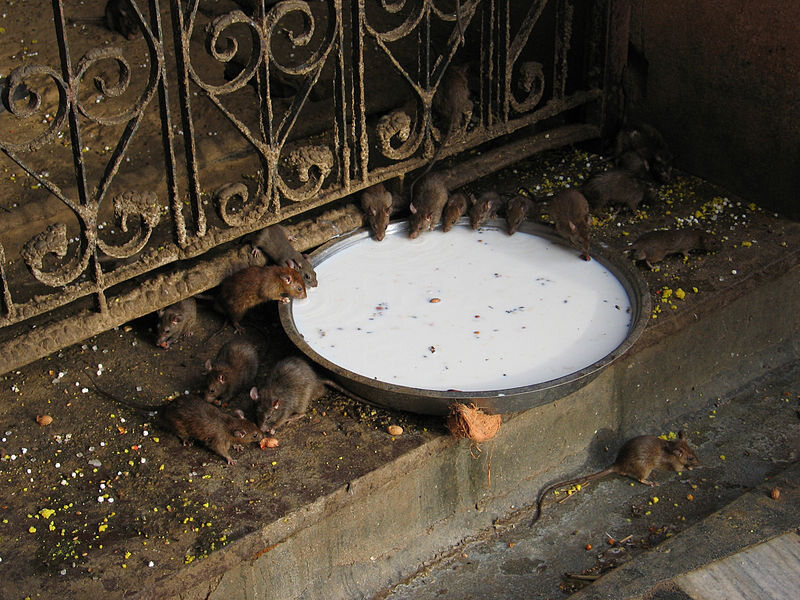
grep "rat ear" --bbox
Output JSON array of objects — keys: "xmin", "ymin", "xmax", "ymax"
[
  {"xmin": 272, "ymin": 398, "xmax": 281, "ymax": 409},
  {"xmin": 568, "ymin": 220, "xmax": 578, "ymax": 234},
  {"xmin": 369, "ymin": 206, "xmax": 377, "ymax": 216},
  {"xmin": 218, "ymin": 373, "xmax": 226, "ymax": 384},
  {"xmin": 232, "ymin": 429, "xmax": 246, "ymax": 438},
  {"xmin": 249, "ymin": 386, "xmax": 259, "ymax": 401},
  {"xmin": 204, "ymin": 359, "xmax": 213, "ymax": 373},
  {"xmin": 233, "ymin": 409, "xmax": 245, "ymax": 419},
  {"xmin": 157, "ymin": 308, "xmax": 165, "ymax": 317},
  {"xmin": 409, "ymin": 202, "xmax": 417, "ymax": 214},
  {"xmin": 281, "ymin": 273, "xmax": 293, "ymax": 284}
]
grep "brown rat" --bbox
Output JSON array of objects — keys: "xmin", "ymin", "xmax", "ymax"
[
  {"xmin": 84, "ymin": 369, "xmax": 263, "ymax": 465},
  {"xmin": 550, "ymin": 189, "xmax": 592, "ymax": 261},
  {"xmin": 360, "ymin": 182, "xmax": 394, "ymax": 241},
  {"xmin": 409, "ymin": 172, "xmax": 449, "ymax": 239},
  {"xmin": 251, "ymin": 356, "xmax": 366, "ymax": 435},
  {"xmin": 505, "ymin": 195, "xmax": 534, "ymax": 235},
  {"xmin": 155, "ymin": 298, "xmax": 197, "ymax": 349},
  {"xmin": 441, "ymin": 192, "xmax": 469, "ymax": 232},
  {"xmin": 68, "ymin": 0, "xmax": 141, "ymax": 40},
  {"xmin": 616, "ymin": 150, "xmax": 651, "ymax": 180},
  {"xmin": 409, "ymin": 63, "xmax": 472, "ymax": 202},
  {"xmin": 530, "ymin": 432, "xmax": 699, "ymax": 527},
  {"xmin": 469, "ymin": 191, "xmax": 502, "ymax": 230},
  {"xmin": 615, "ymin": 123, "xmax": 673, "ymax": 183},
  {"xmin": 216, "ymin": 265, "xmax": 307, "ymax": 332},
  {"xmin": 203, "ymin": 338, "xmax": 259, "ymax": 406},
  {"xmin": 631, "ymin": 228, "xmax": 718, "ymax": 269},
  {"xmin": 582, "ymin": 169, "xmax": 655, "ymax": 213},
  {"xmin": 250, "ymin": 224, "xmax": 318, "ymax": 288},
  {"xmin": 432, "ymin": 63, "xmax": 472, "ymax": 145}
]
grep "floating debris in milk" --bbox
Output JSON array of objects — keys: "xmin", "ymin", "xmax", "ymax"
[{"xmin": 292, "ymin": 225, "xmax": 633, "ymax": 391}]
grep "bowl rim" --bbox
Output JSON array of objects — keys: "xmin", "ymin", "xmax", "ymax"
[{"xmin": 278, "ymin": 218, "xmax": 651, "ymax": 413}]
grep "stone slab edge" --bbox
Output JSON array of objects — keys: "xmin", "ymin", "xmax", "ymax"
[{"xmin": 568, "ymin": 461, "xmax": 800, "ymax": 600}]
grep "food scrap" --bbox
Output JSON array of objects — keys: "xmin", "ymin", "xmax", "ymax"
[{"xmin": 260, "ymin": 437, "xmax": 279, "ymax": 450}]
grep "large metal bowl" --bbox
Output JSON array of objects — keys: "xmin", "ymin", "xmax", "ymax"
[{"xmin": 279, "ymin": 219, "xmax": 651, "ymax": 416}]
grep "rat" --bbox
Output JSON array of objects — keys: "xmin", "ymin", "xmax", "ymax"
[
  {"xmin": 432, "ymin": 63, "xmax": 472, "ymax": 148},
  {"xmin": 615, "ymin": 123, "xmax": 673, "ymax": 183},
  {"xmin": 251, "ymin": 356, "xmax": 367, "ymax": 435},
  {"xmin": 441, "ymin": 192, "xmax": 469, "ymax": 232},
  {"xmin": 409, "ymin": 63, "xmax": 472, "ymax": 204},
  {"xmin": 155, "ymin": 297, "xmax": 197, "ymax": 349},
  {"xmin": 616, "ymin": 150, "xmax": 651, "ymax": 180},
  {"xmin": 215, "ymin": 265, "xmax": 307, "ymax": 332},
  {"xmin": 469, "ymin": 191, "xmax": 502, "ymax": 230},
  {"xmin": 360, "ymin": 182, "xmax": 394, "ymax": 241},
  {"xmin": 630, "ymin": 228, "xmax": 718, "ymax": 269},
  {"xmin": 550, "ymin": 189, "xmax": 592, "ymax": 261},
  {"xmin": 582, "ymin": 169, "xmax": 655, "ymax": 213},
  {"xmin": 84, "ymin": 369, "xmax": 263, "ymax": 465},
  {"xmin": 68, "ymin": 0, "xmax": 141, "ymax": 40},
  {"xmin": 505, "ymin": 195, "xmax": 533, "ymax": 235},
  {"xmin": 530, "ymin": 432, "xmax": 699, "ymax": 527},
  {"xmin": 203, "ymin": 338, "xmax": 259, "ymax": 406},
  {"xmin": 409, "ymin": 172, "xmax": 449, "ymax": 239},
  {"xmin": 250, "ymin": 224, "xmax": 318, "ymax": 288}
]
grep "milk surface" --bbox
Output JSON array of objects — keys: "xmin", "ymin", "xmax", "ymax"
[{"xmin": 291, "ymin": 225, "xmax": 632, "ymax": 391}]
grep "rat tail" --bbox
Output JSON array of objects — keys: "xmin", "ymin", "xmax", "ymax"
[
  {"xmin": 322, "ymin": 379, "xmax": 371, "ymax": 405},
  {"xmin": 82, "ymin": 364, "xmax": 161, "ymax": 414},
  {"xmin": 529, "ymin": 467, "xmax": 615, "ymax": 527}
]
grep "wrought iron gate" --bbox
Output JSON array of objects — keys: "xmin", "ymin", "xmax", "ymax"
[{"xmin": 0, "ymin": 0, "xmax": 625, "ymax": 374}]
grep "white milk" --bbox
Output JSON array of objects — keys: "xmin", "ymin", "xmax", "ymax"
[{"xmin": 291, "ymin": 225, "xmax": 632, "ymax": 391}]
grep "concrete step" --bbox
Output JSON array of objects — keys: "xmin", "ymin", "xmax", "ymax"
[
  {"xmin": 570, "ymin": 461, "xmax": 800, "ymax": 600},
  {"xmin": 377, "ymin": 363, "xmax": 800, "ymax": 600}
]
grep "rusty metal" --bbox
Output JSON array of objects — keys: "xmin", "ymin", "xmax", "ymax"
[{"xmin": 0, "ymin": 0, "xmax": 623, "ymax": 374}]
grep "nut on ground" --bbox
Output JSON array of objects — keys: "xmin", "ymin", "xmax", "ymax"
[
  {"xmin": 260, "ymin": 437, "xmax": 279, "ymax": 449},
  {"xmin": 387, "ymin": 425, "xmax": 403, "ymax": 436}
]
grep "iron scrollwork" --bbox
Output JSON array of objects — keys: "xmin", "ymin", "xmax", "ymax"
[
  {"xmin": 0, "ymin": 0, "xmax": 611, "ymax": 371},
  {"xmin": 20, "ymin": 223, "xmax": 90, "ymax": 288},
  {"xmin": 1, "ymin": 64, "xmax": 70, "ymax": 154},
  {"xmin": 215, "ymin": 183, "xmax": 252, "ymax": 228},
  {"xmin": 97, "ymin": 191, "xmax": 162, "ymax": 258}
]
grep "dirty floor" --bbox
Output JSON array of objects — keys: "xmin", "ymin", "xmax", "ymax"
[
  {"xmin": 378, "ymin": 362, "xmax": 800, "ymax": 599},
  {"xmin": 2, "ymin": 147, "xmax": 799, "ymax": 598}
]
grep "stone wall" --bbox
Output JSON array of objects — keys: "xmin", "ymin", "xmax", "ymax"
[{"xmin": 624, "ymin": 0, "xmax": 800, "ymax": 219}]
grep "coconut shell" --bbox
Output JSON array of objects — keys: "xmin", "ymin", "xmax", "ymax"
[{"xmin": 446, "ymin": 403, "xmax": 501, "ymax": 442}]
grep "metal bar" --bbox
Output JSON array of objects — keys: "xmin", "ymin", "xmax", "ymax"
[
  {"xmin": 169, "ymin": 0, "xmax": 205, "ymax": 237},
  {"xmin": 0, "ymin": 0, "xmax": 617, "ymax": 370},
  {"xmin": 151, "ymin": 0, "xmax": 188, "ymax": 247}
]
